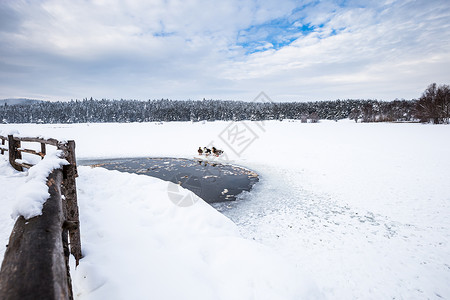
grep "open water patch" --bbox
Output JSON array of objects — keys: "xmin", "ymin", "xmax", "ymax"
[{"xmin": 78, "ymin": 157, "xmax": 259, "ymax": 203}]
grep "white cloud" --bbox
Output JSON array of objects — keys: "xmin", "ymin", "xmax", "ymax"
[
  {"xmin": 0, "ymin": 0, "xmax": 449, "ymax": 101},
  {"xmin": 220, "ymin": 0, "xmax": 450, "ymax": 100}
]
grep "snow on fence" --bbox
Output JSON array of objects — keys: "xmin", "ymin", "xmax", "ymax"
[{"xmin": 0, "ymin": 134, "xmax": 81, "ymax": 300}]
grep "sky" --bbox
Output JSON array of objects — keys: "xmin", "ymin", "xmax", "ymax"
[{"xmin": 0, "ymin": 0, "xmax": 449, "ymax": 102}]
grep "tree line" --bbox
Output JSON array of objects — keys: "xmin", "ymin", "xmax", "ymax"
[
  {"xmin": 415, "ymin": 83, "xmax": 450, "ymax": 124},
  {"xmin": 1, "ymin": 83, "xmax": 448, "ymax": 124}
]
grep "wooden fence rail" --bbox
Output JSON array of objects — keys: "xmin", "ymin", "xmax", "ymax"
[{"xmin": 0, "ymin": 134, "xmax": 81, "ymax": 300}]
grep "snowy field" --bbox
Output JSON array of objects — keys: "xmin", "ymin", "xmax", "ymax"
[{"xmin": 1, "ymin": 120, "xmax": 449, "ymax": 299}]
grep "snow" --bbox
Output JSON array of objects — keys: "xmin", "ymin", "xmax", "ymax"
[
  {"xmin": 0, "ymin": 151, "xmax": 68, "ymax": 221},
  {"xmin": 0, "ymin": 129, "xmax": 19, "ymax": 136},
  {"xmin": 1, "ymin": 120, "xmax": 450, "ymax": 299},
  {"xmin": 71, "ymin": 167, "xmax": 318, "ymax": 299}
]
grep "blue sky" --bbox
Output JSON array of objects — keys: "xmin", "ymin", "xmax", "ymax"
[
  {"xmin": 0, "ymin": 0, "xmax": 449, "ymax": 102},
  {"xmin": 237, "ymin": 16, "xmax": 316, "ymax": 54}
]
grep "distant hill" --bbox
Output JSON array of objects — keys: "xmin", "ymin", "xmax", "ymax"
[{"xmin": 0, "ymin": 98, "xmax": 45, "ymax": 106}]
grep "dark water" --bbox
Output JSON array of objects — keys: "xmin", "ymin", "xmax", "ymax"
[{"xmin": 78, "ymin": 157, "xmax": 259, "ymax": 203}]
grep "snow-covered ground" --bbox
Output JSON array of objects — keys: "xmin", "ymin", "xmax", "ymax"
[{"xmin": 1, "ymin": 120, "xmax": 449, "ymax": 299}]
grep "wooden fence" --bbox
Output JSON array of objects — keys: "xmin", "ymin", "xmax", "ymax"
[{"xmin": 0, "ymin": 134, "xmax": 81, "ymax": 300}]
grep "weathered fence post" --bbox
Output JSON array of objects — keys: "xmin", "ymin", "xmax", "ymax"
[
  {"xmin": 7, "ymin": 135, "xmax": 22, "ymax": 171},
  {"xmin": 59, "ymin": 140, "xmax": 82, "ymax": 265},
  {"xmin": 1, "ymin": 137, "xmax": 5, "ymax": 155},
  {"xmin": 41, "ymin": 142, "xmax": 46, "ymax": 157},
  {"xmin": 0, "ymin": 136, "xmax": 81, "ymax": 299},
  {"xmin": 0, "ymin": 170, "xmax": 73, "ymax": 300}
]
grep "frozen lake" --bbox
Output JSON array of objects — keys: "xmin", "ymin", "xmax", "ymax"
[
  {"xmin": 2, "ymin": 120, "xmax": 449, "ymax": 299},
  {"xmin": 78, "ymin": 157, "xmax": 259, "ymax": 203}
]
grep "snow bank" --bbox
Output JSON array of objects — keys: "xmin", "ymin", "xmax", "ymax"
[
  {"xmin": 0, "ymin": 129, "xmax": 19, "ymax": 136},
  {"xmin": 0, "ymin": 152, "xmax": 65, "ymax": 263},
  {"xmin": 11, "ymin": 151, "xmax": 68, "ymax": 219},
  {"xmin": 0, "ymin": 152, "xmax": 68, "ymax": 221},
  {"xmin": 0, "ymin": 157, "xmax": 21, "ymax": 260},
  {"xmin": 1, "ymin": 120, "xmax": 449, "ymax": 299},
  {"xmin": 71, "ymin": 166, "xmax": 321, "ymax": 299}
]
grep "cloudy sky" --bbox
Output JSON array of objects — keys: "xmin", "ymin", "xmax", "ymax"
[{"xmin": 1, "ymin": 0, "xmax": 449, "ymax": 102}]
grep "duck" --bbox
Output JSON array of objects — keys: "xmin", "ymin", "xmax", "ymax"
[
  {"xmin": 204, "ymin": 147, "xmax": 212, "ymax": 156},
  {"xmin": 212, "ymin": 147, "xmax": 224, "ymax": 157},
  {"xmin": 198, "ymin": 147, "xmax": 203, "ymax": 155}
]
